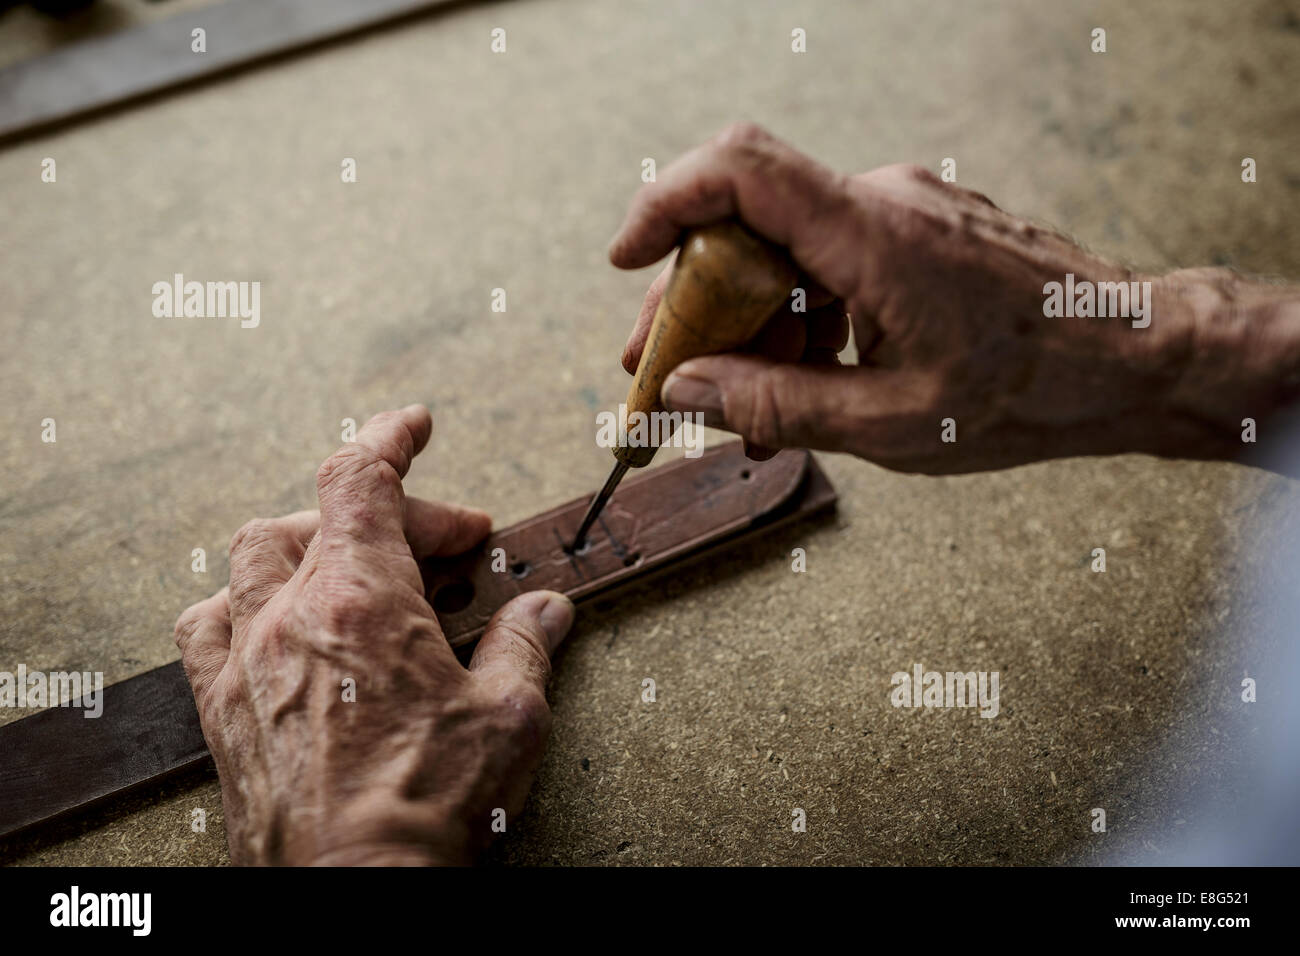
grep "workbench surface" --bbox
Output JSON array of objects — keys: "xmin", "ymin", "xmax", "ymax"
[{"xmin": 2, "ymin": 0, "xmax": 1298, "ymax": 865}]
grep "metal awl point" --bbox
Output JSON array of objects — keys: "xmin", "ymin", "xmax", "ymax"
[{"xmin": 570, "ymin": 460, "xmax": 630, "ymax": 551}]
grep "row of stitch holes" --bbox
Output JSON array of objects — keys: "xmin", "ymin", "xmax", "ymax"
[{"xmin": 432, "ymin": 467, "xmax": 752, "ymax": 613}]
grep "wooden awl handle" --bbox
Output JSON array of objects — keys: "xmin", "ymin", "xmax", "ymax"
[{"xmin": 615, "ymin": 220, "xmax": 798, "ymax": 468}]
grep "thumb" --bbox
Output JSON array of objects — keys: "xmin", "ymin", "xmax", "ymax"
[
  {"xmin": 468, "ymin": 590, "xmax": 575, "ymax": 693},
  {"xmin": 662, "ymin": 353, "xmax": 868, "ymax": 453}
]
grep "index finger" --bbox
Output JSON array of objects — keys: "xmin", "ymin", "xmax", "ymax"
[
  {"xmin": 174, "ymin": 587, "xmax": 232, "ymax": 713},
  {"xmin": 608, "ymin": 123, "xmax": 864, "ymax": 301},
  {"xmin": 621, "ymin": 262, "xmax": 671, "ymax": 374},
  {"xmin": 315, "ymin": 404, "xmax": 432, "ymax": 556}
]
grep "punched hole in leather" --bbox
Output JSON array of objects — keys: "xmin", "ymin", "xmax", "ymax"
[{"xmin": 422, "ymin": 442, "xmax": 837, "ymax": 649}]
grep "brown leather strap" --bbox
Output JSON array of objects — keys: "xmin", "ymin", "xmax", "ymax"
[
  {"xmin": 425, "ymin": 445, "xmax": 833, "ymax": 646},
  {"xmin": 0, "ymin": 444, "xmax": 835, "ymax": 840}
]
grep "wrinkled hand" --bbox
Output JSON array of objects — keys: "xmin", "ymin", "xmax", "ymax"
[
  {"xmin": 611, "ymin": 123, "xmax": 1239, "ymax": 474},
  {"xmin": 175, "ymin": 405, "xmax": 574, "ymax": 866}
]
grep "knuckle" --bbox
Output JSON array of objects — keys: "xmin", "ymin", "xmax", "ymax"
[
  {"xmin": 229, "ymin": 517, "xmax": 280, "ymax": 557},
  {"xmin": 688, "ymin": 168, "xmax": 729, "ymax": 209},
  {"xmin": 959, "ymin": 186, "xmax": 997, "ymax": 208},
  {"xmin": 802, "ymin": 168, "xmax": 863, "ymax": 259},
  {"xmin": 740, "ymin": 368, "xmax": 790, "ymax": 449},
  {"xmin": 355, "ymin": 455, "xmax": 403, "ymax": 494},
  {"xmin": 197, "ymin": 672, "xmax": 237, "ymax": 729},
  {"xmin": 869, "ymin": 162, "xmax": 939, "ymax": 191},
  {"xmin": 315, "ymin": 445, "xmax": 362, "ymax": 491},
  {"xmin": 229, "ymin": 575, "xmax": 276, "ymax": 616},
  {"xmin": 715, "ymin": 120, "xmax": 770, "ymax": 152},
  {"xmin": 495, "ymin": 682, "xmax": 551, "ymax": 740},
  {"xmin": 173, "ymin": 606, "xmax": 204, "ymax": 649},
  {"xmin": 311, "ymin": 570, "xmax": 387, "ymax": 633},
  {"xmin": 899, "ymin": 163, "xmax": 941, "ymax": 187},
  {"xmin": 820, "ymin": 170, "xmax": 858, "ymax": 220},
  {"xmin": 315, "ymin": 451, "xmax": 344, "ymax": 489},
  {"xmin": 316, "ymin": 445, "xmax": 400, "ymax": 497}
]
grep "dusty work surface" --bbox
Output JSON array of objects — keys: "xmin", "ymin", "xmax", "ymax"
[{"xmin": 2, "ymin": 0, "xmax": 1299, "ymax": 865}]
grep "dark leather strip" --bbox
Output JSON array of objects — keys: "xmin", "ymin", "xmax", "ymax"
[
  {"xmin": 0, "ymin": 0, "xmax": 464, "ymax": 144},
  {"xmin": 0, "ymin": 444, "xmax": 835, "ymax": 840},
  {"xmin": 0, "ymin": 660, "xmax": 208, "ymax": 845}
]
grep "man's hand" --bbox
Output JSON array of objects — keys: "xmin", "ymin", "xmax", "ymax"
[
  {"xmin": 613, "ymin": 123, "xmax": 1300, "ymax": 473},
  {"xmin": 174, "ymin": 405, "xmax": 574, "ymax": 866}
]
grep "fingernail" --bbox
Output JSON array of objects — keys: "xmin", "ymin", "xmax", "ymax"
[
  {"xmin": 662, "ymin": 373, "xmax": 725, "ymax": 428},
  {"xmin": 538, "ymin": 593, "xmax": 575, "ymax": 649}
]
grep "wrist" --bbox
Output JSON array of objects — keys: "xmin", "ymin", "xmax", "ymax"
[
  {"xmin": 307, "ymin": 843, "xmax": 444, "ymax": 867},
  {"xmin": 1155, "ymin": 267, "xmax": 1300, "ymax": 460},
  {"xmin": 284, "ymin": 797, "xmax": 476, "ymax": 867}
]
